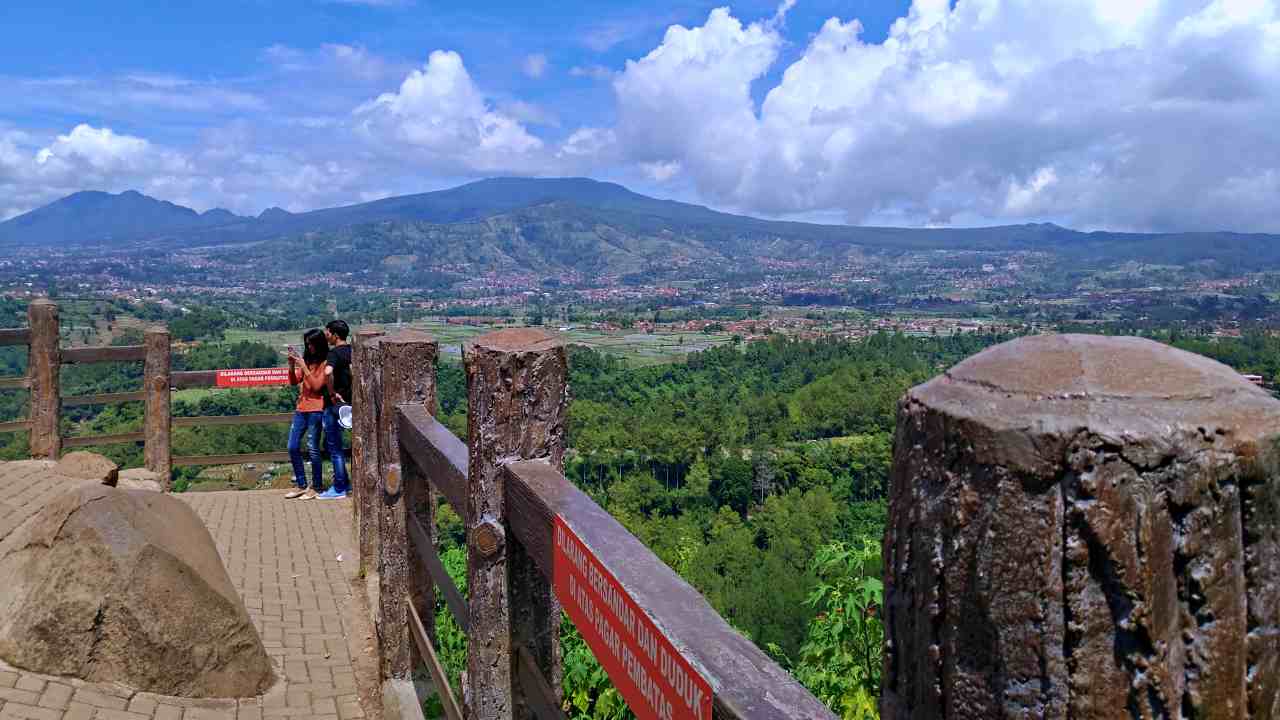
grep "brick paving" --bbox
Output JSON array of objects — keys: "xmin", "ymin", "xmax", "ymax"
[{"xmin": 0, "ymin": 463, "xmax": 372, "ymax": 720}]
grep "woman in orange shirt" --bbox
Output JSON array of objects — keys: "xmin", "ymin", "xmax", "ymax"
[{"xmin": 285, "ymin": 329, "xmax": 330, "ymax": 499}]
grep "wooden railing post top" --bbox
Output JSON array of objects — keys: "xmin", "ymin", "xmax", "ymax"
[
  {"xmin": 381, "ymin": 328, "xmax": 436, "ymax": 346},
  {"xmin": 357, "ymin": 328, "xmax": 385, "ymax": 340},
  {"xmin": 28, "ymin": 298, "xmax": 57, "ymax": 313},
  {"xmin": 913, "ymin": 333, "xmax": 1280, "ymax": 450},
  {"xmin": 465, "ymin": 327, "xmax": 563, "ymax": 355},
  {"xmin": 144, "ymin": 325, "xmax": 169, "ymax": 337},
  {"xmin": 943, "ymin": 333, "xmax": 1254, "ymax": 400}
]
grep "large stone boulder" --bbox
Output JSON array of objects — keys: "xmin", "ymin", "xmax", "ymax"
[
  {"xmin": 883, "ymin": 334, "xmax": 1280, "ymax": 720},
  {"xmin": 118, "ymin": 467, "xmax": 165, "ymax": 492},
  {"xmin": 54, "ymin": 451, "xmax": 118, "ymax": 486},
  {"xmin": 0, "ymin": 483, "xmax": 273, "ymax": 697}
]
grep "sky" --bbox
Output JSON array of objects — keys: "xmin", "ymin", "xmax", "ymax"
[{"xmin": 2, "ymin": 0, "xmax": 1279, "ymax": 232}]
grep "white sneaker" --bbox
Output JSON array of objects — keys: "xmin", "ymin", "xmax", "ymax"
[
  {"xmin": 301, "ymin": 489, "xmax": 318, "ymax": 500},
  {"xmin": 285, "ymin": 489, "xmax": 306, "ymax": 499}
]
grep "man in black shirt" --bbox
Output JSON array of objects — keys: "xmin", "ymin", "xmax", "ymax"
[{"xmin": 317, "ymin": 319, "xmax": 352, "ymax": 499}]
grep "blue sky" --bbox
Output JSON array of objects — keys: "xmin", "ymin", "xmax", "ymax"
[
  {"xmin": 2, "ymin": 0, "xmax": 1279, "ymax": 232},
  {"xmin": 0, "ymin": 1, "xmax": 906, "ymax": 148}
]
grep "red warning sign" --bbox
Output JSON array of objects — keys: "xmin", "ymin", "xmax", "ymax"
[
  {"xmin": 215, "ymin": 367, "xmax": 291, "ymax": 388},
  {"xmin": 554, "ymin": 516, "xmax": 713, "ymax": 720}
]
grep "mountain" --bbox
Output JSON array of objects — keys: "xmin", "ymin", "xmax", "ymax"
[
  {"xmin": 0, "ymin": 178, "xmax": 744, "ymax": 248},
  {"xmin": 0, "ymin": 190, "xmax": 246, "ymax": 246},
  {"xmin": 3, "ymin": 178, "xmax": 1279, "ymax": 275}
]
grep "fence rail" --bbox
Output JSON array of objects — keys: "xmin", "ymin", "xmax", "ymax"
[
  {"xmin": 171, "ymin": 370, "xmax": 220, "ymax": 389},
  {"xmin": 0, "ymin": 300, "xmax": 305, "ymax": 484},
  {"xmin": 63, "ymin": 391, "xmax": 148, "ymax": 406},
  {"xmin": 172, "ymin": 451, "xmax": 292, "ymax": 467},
  {"xmin": 63, "ymin": 431, "xmax": 147, "ymax": 448},
  {"xmin": 0, "ymin": 328, "xmax": 31, "ymax": 346},
  {"xmin": 171, "ymin": 413, "xmax": 293, "ymax": 428},
  {"xmin": 0, "ymin": 420, "xmax": 31, "ymax": 433},
  {"xmin": 355, "ymin": 328, "xmax": 834, "ymax": 720},
  {"xmin": 61, "ymin": 344, "xmax": 147, "ymax": 364}
]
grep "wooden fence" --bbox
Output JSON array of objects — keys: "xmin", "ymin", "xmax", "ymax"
[
  {"xmin": 354, "ymin": 328, "xmax": 834, "ymax": 720},
  {"xmin": 0, "ymin": 300, "xmax": 298, "ymax": 486}
]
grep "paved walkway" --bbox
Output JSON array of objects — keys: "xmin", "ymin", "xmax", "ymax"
[{"xmin": 0, "ymin": 462, "xmax": 374, "ymax": 720}]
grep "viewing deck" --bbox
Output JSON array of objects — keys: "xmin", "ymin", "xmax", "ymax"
[{"xmin": 0, "ymin": 462, "xmax": 373, "ymax": 720}]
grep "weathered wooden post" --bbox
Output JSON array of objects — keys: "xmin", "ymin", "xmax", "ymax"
[
  {"xmin": 373, "ymin": 330, "xmax": 438, "ymax": 682},
  {"xmin": 352, "ymin": 328, "xmax": 385, "ymax": 573},
  {"xmin": 463, "ymin": 328, "xmax": 569, "ymax": 720},
  {"xmin": 27, "ymin": 299, "xmax": 60, "ymax": 459},
  {"xmin": 143, "ymin": 326, "xmax": 171, "ymax": 485},
  {"xmin": 883, "ymin": 334, "xmax": 1280, "ymax": 720}
]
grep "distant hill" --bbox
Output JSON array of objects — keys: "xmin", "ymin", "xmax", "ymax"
[
  {"xmin": 0, "ymin": 190, "xmax": 247, "ymax": 246},
  {"xmin": 4, "ymin": 178, "xmax": 1280, "ymax": 274}
]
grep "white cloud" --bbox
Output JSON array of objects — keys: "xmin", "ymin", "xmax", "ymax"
[
  {"xmin": 608, "ymin": 1, "xmax": 1280, "ymax": 231},
  {"xmin": 522, "ymin": 53, "xmax": 549, "ymax": 79},
  {"xmin": 613, "ymin": 8, "xmax": 780, "ymax": 196},
  {"xmin": 641, "ymin": 160, "xmax": 682, "ymax": 182},
  {"xmin": 498, "ymin": 99, "xmax": 559, "ymax": 128},
  {"xmin": 0, "ymin": 73, "xmax": 267, "ymax": 115},
  {"xmin": 558, "ymin": 127, "xmax": 616, "ymax": 159},
  {"xmin": 35, "ymin": 124, "xmax": 155, "ymax": 171},
  {"xmin": 0, "ymin": 121, "xmax": 386, "ymax": 219},
  {"xmin": 582, "ymin": 23, "xmax": 632, "ymax": 52},
  {"xmin": 0, "ymin": 124, "xmax": 199, "ymax": 216},
  {"xmin": 354, "ymin": 50, "xmax": 545, "ymax": 172},
  {"xmin": 569, "ymin": 64, "xmax": 614, "ymax": 81}
]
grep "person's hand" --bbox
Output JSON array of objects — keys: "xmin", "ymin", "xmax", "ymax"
[
  {"xmin": 287, "ymin": 348, "xmax": 300, "ymax": 365},
  {"xmin": 333, "ymin": 392, "xmax": 346, "ymax": 404}
]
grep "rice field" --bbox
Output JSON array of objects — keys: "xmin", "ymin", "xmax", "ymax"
[{"xmin": 225, "ymin": 321, "xmax": 736, "ymax": 366}]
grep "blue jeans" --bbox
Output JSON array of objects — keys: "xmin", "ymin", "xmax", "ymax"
[
  {"xmin": 288, "ymin": 411, "xmax": 324, "ymax": 490},
  {"xmin": 323, "ymin": 405, "xmax": 350, "ymax": 494}
]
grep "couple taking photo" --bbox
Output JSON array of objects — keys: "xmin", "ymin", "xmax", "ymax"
[{"xmin": 285, "ymin": 320, "xmax": 353, "ymax": 500}]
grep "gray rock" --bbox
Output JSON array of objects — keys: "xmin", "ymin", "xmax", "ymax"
[
  {"xmin": 118, "ymin": 468, "xmax": 164, "ymax": 492},
  {"xmin": 54, "ymin": 451, "xmax": 118, "ymax": 486},
  {"xmin": 0, "ymin": 483, "xmax": 273, "ymax": 697}
]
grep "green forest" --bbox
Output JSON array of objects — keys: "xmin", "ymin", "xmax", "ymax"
[{"xmin": 1, "ymin": 317, "xmax": 1277, "ymax": 719}]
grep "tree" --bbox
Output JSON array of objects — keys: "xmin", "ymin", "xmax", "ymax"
[
  {"xmin": 710, "ymin": 455, "xmax": 752, "ymax": 515},
  {"xmin": 784, "ymin": 540, "xmax": 884, "ymax": 720}
]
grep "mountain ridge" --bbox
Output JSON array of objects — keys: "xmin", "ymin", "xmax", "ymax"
[
  {"xmin": 3, "ymin": 178, "xmax": 1279, "ymax": 275},
  {"xmin": 0, "ymin": 178, "xmax": 1079, "ymax": 249},
  {"xmin": 0, "ymin": 189, "xmax": 248, "ymax": 246}
]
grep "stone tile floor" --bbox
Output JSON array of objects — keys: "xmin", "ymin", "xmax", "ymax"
[{"xmin": 0, "ymin": 463, "xmax": 373, "ymax": 720}]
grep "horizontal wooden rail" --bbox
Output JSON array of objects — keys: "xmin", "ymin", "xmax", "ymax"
[
  {"xmin": 407, "ymin": 513, "xmax": 468, "ymax": 632},
  {"xmin": 171, "ymin": 370, "xmax": 218, "ymax": 389},
  {"xmin": 63, "ymin": 391, "xmax": 147, "ymax": 406},
  {"xmin": 408, "ymin": 600, "xmax": 464, "ymax": 720},
  {"xmin": 397, "ymin": 405, "xmax": 467, "ymax": 512},
  {"xmin": 172, "ymin": 451, "xmax": 292, "ymax": 466},
  {"xmin": 0, "ymin": 419, "xmax": 30, "ymax": 433},
  {"xmin": 0, "ymin": 376, "xmax": 31, "ymax": 390},
  {"xmin": 397, "ymin": 404, "xmax": 834, "ymax": 720},
  {"xmin": 62, "ymin": 345, "xmax": 147, "ymax": 364},
  {"xmin": 505, "ymin": 459, "xmax": 835, "ymax": 720},
  {"xmin": 172, "ymin": 413, "xmax": 293, "ymax": 428},
  {"xmin": 0, "ymin": 328, "xmax": 31, "ymax": 346},
  {"xmin": 63, "ymin": 431, "xmax": 146, "ymax": 448}
]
